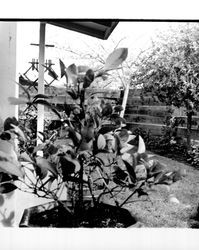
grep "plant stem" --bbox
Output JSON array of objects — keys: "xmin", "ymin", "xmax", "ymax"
[
  {"xmin": 119, "ymin": 181, "xmax": 143, "ymax": 208},
  {"xmin": 87, "ymin": 175, "xmax": 97, "ymax": 205},
  {"xmin": 186, "ymin": 110, "xmax": 192, "ymax": 150},
  {"xmin": 96, "ymin": 167, "xmax": 119, "ymax": 207},
  {"xmin": 78, "ymin": 163, "xmax": 84, "ymax": 208}
]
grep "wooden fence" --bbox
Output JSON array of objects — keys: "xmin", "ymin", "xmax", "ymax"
[
  {"xmin": 19, "ymin": 86, "xmax": 199, "ymax": 140},
  {"xmin": 19, "ymin": 87, "xmax": 122, "ymax": 120},
  {"xmin": 125, "ymin": 89, "xmax": 199, "ymax": 140}
]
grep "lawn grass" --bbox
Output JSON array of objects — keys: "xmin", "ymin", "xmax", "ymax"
[{"xmin": 116, "ymin": 153, "xmax": 199, "ymax": 228}]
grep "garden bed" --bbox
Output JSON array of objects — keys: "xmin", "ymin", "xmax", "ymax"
[{"xmin": 19, "ymin": 200, "xmax": 137, "ymax": 228}]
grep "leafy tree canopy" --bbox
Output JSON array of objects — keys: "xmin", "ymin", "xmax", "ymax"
[{"xmin": 134, "ymin": 23, "xmax": 199, "ymax": 110}]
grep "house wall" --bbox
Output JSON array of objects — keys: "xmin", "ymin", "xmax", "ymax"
[
  {"xmin": 0, "ymin": 22, "xmax": 18, "ymax": 125},
  {"xmin": 0, "ymin": 22, "xmax": 19, "ymax": 227}
]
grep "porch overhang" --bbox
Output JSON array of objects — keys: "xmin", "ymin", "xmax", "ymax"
[{"xmin": 47, "ymin": 20, "xmax": 118, "ymax": 40}]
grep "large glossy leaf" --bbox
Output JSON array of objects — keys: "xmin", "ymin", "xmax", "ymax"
[
  {"xmin": 42, "ymin": 64, "xmax": 58, "ymax": 80},
  {"xmin": 110, "ymin": 113, "xmax": 120, "ymax": 120},
  {"xmin": 81, "ymin": 126, "xmax": 95, "ymax": 142},
  {"xmin": 120, "ymin": 143, "xmax": 134, "ymax": 154},
  {"xmin": 0, "ymin": 159, "xmax": 20, "ymax": 177},
  {"xmin": 59, "ymin": 59, "xmax": 66, "ymax": 78},
  {"xmin": 83, "ymin": 69, "xmax": 95, "ymax": 88},
  {"xmin": 1, "ymin": 211, "xmax": 15, "ymax": 227},
  {"xmin": 80, "ymin": 88, "xmax": 85, "ymax": 104},
  {"xmin": 0, "ymin": 132, "xmax": 11, "ymax": 141},
  {"xmin": 51, "ymin": 107, "xmax": 62, "ymax": 119},
  {"xmin": 45, "ymin": 144, "xmax": 58, "ymax": 156},
  {"xmin": 121, "ymin": 152, "xmax": 132, "ymax": 163},
  {"xmin": 0, "ymin": 183, "xmax": 17, "ymax": 194},
  {"xmin": 64, "ymin": 102, "xmax": 72, "ymax": 117},
  {"xmin": 154, "ymin": 172, "xmax": 171, "ymax": 185},
  {"xmin": 20, "ymin": 152, "xmax": 33, "ymax": 163},
  {"xmin": 32, "ymin": 99, "xmax": 52, "ymax": 106},
  {"xmin": 68, "ymin": 63, "xmax": 78, "ymax": 75},
  {"xmin": 0, "ymin": 172, "xmax": 17, "ymax": 182},
  {"xmin": 148, "ymin": 160, "xmax": 165, "ymax": 177},
  {"xmin": 104, "ymin": 48, "xmax": 128, "ymax": 70},
  {"xmin": 97, "ymin": 134, "xmax": 106, "ymax": 150},
  {"xmin": 75, "ymin": 132, "xmax": 82, "ymax": 141},
  {"xmin": 126, "ymin": 134, "xmax": 137, "ymax": 144},
  {"xmin": 32, "ymin": 94, "xmax": 50, "ymax": 101},
  {"xmin": 104, "ymin": 133, "xmax": 114, "ymax": 141},
  {"xmin": 0, "ymin": 140, "xmax": 14, "ymax": 155},
  {"xmin": 10, "ymin": 124, "xmax": 26, "ymax": 141},
  {"xmin": 59, "ymin": 156, "xmax": 81, "ymax": 181},
  {"xmin": 0, "ymin": 151, "xmax": 24, "ymax": 178},
  {"xmin": 67, "ymin": 127, "xmax": 81, "ymax": 146},
  {"xmin": 35, "ymin": 163, "xmax": 48, "ymax": 179},
  {"xmin": 71, "ymin": 105, "xmax": 81, "ymax": 115},
  {"xmin": 0, "ymin": 139, "xmax": 18, "ymax": 161},
  {"xmin": 137, "ymin": 135, "xmax": 146, "ymax": 154},
  {"xmin": 114, "ymin": 117, "xmax": 126, "ymax": 127},
  {"xmin": 0, "ymin": 194, "xmax": 4, "ymax": 206},
  {"xmin": 66, "ymin": 156, "xmax": 81, "ymax": 172},
  {"xmin": 48, "ymin": 68, "xmax": 58, "ymax": 80},
  {"xmin": 131, "ymin": 152, "xmax": 139, "ymax": 169},
  {"xmin": 170, "ymin": 170, "xmax": 183, "ymax": 182},
  {"xmin": 78, "ymin": 139, "xmax": 93, "ymax": 151},
  {"xmin": 65, "ymin": 64, "xmax": 78, "ymax": 85},
  {"xmin": 14, "ymin": 79, "xmax": 31, "ymax": 100},
  {"xmin": 101, "ymin": 103, "xmax": 113, "ymax": 116},
  {"xmin": 123, "ymin": 159, "xmax": 137, "ymax": 183},
  {"xmin": 67, "ymin": 89, "xmax": 79, "ymax": 100},
  {"xmin": 98, "ymin": 125, "xmax": 117, "ymax": 134},
  {"xmin": 117, "ymin": 129, "xmax": 129, "ymax": 144},
  {"xmin": 113, "ymin": 165, "xmax": 128, "ymax": 185},
  {"xmin": 113, "ymin": 134, "xmax": 122, "ymax": 155},
  {"xmin": 48, "ymin": 120, "xmax": 62, "ymax": 130},
  {"xmin": 36, "ymin": 157, "xmax": 58, "ymax": 177},
  {"xmin": 32, "ymin": 99, "xmax": 61, "ymax": 119},
  {"xmin": 47, "ymin": 175, "xmax": 57, "ymax": 190},
  {"xmin": 4, "ymin": 117, "xmax": 19, "ymax": 130},
  {"xmin": 114, "ymin": 105, "xmax": 123, "ymax": 113}
]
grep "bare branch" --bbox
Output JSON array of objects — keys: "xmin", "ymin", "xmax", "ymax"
[{"xmin": 113, "ymin": 37, "xmax": 127, "ymax": 50}]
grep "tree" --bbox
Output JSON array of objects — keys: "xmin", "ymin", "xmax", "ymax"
[{"xmin": 133, "ymin": 23, "xmax": 199, "ymax": 148}]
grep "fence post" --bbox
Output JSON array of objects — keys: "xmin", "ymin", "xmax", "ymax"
[
  {"xmin": 120, "ymin": 81, "xmax": 130, "ymax": 118},
  {"xmin": 37, "ymin": 22, "xmax": 46, "ymax": 150}
]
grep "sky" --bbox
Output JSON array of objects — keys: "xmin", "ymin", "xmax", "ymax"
[{"xmin": 16, "ymin": 21, "xmax": 188, "ymax": 88}]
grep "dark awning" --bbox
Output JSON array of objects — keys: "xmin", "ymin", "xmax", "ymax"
[{"xmin": 46, "ymin": 20, "xmax": 119, "ymax": 40}]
